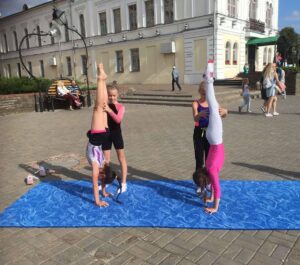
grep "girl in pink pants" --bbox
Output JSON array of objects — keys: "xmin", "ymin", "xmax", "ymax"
[{"xmin": 204, "ymin": 60, "xmax": 225, "ymax": 214}]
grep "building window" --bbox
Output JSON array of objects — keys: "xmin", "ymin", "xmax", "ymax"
[
  {"xmin": 225, "ymin": 42, "xmax": 231, "ymax": 65},
  {"xmin": 24, "ymin": 28, "xmax": 30, "ymax": 48},
  {"xmin": 17, "ymin": 63, "xmax": 21, "ymax": 77},
  {"xmin": 249, "ymin": 0, "xmax": 257, "ymax": 19},
  {"xmin": 81, "ymin": 55, "xmax": 87, "ymax": 75},
  {"xmin": 164, "ymin": 0, "xmax": 174, "ymax": 24},
  {"xmin": 40, "ymin": 60, "xmax": 45, "ymax": 77},
  {"xmin": 65, "ymin": 22, "xmax": 69, "ymax": 42},
  {"xmin": 263, "ymin": 48, "xmax": 267, "ymax": 65},
  {"xmin": 49, "ymin": 23, "xmax": 55, "ymax": 44},
  {"xmin": 80, "ymin": 14, "xmax": 86, "ymax": 37},
  {"xmin": 116, "ymin": 51, "xmax": 124, "ymax": 73},
  {"xmin": 37, "ymin": 26, "xmax": 42, "ymax": 47},
  {"xmin": 13, "ymin": 31, "xmax": 18, "ymax": 51},
  {"xmin": 130, "ymin": 48, "xmax": 140, "ymax": 72},
  {"xmin": 28, "ymin": 61, "xmax": 32, "ymax": 75},
  {"xmin": 66, "ymin": 57, "xmax": 72, "ymax": 76},
  {"xmin": 7, "ymin": 64, "xmax": 11, "ymax": 78},
  {"xmin": 268, "ymin": 48, "xmax": 273, "ymax": 63},
  {"xmin": 266, "ymin": 2, "xmax": 273, "ymax": 28},
  {"xmin": 228, "ymin": 0, "xmax": 237, "ymax": 18},
  {"xmin": 113, "ymin": 8, "xmax": 122, "ymax": 33},
  {"xmin": 99, "ymin": 12, "xmax": 107, "ymax": 36},
  {"xmin": 4, "ymin": 34, "xmax": 8, "ymax": 52},
  {"xmin": 129, "ymin": 4, "xmax": 137, "ymax": 30},
  {"xmin": 233, "ymin": 43, "xmax": 238, "ymax": 65},
  {"xmin": 145, "ymin": 0, "xmax": 155, "ymax": 27}
]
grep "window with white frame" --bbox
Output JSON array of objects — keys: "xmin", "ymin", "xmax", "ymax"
[
  {"xmin": 37, "ymin": 26, "xmax": 42, "ymax": 47},
  {"xmin": 145, "ymin": 0, "xmax": 155, "ymax": 27},
  {"xmin": 4, "ymin": 33, "xmax": 8, "ymax": 52},
  {"xmin": 17, "ymin": 63, "xmax": 21, "ymax": 77},
  {"xmin": 81, "ymin": 55, "xmax": 87, "ymax": 75},
  {"xmin": 66, "ymin": 57, "xmax": 72, "ymax": 76},
  {"xmin": 249, "ymin": 0, "xmax": 257, "ymax": 19},
  {"xmin": 228, "ymin": 0, "xmax": 237, "ymax": 18},
  {"xmin": 40, "ymin": 60, "xmax": 45, "ymax": 77},
  {"xmin": 99, "ymin": 12, "xmax": 107, "ymax": 35},
  {"xmin": 129, "ymin": 4, "xmax": 137, "ymax": 30},
  {"xmin": 116, "ymin": 50, "xmax": 124, "ymax": 73},
  {"xmin": 80, "ymin": 14, "xmax": 86, "ymax": 37},
  {"xmin": 130, "ymin": 48, "xmax": 140, "ymax": 72},
  {"xmin": 225, "ymin": 42, "xmax": 231, "ymax": 65},
  {"xmin": 7, "ymin": 64, "xmax": 11, "ymax": 77},
  {"xmin": 268, "ymin": 48, "xmax": 273, "ymax": 63},
  {"xmin": 24, "ymin": 28, "xmax": 30, "ymax": 48},
  {"xmin": 113, "ymin": 8, "xmax": 121, "ymax": 33},
  {"xmin": 263, "ymin": 48, "xmax": 267, "ymax": 65},
  {"xmin": 164, "ymin": 0, "xmax": 174, "ymax": 24},
  {"xmin": 28, "ymin": 61, "xmax": 32, "ymax": 75},
  {"xmin": 233, "ymin": 43, "xmax": 238, "ymax": 65},
  {"xmin": 266, "ymin": 2, "xmax": 273, "ymax": 28},
  {"xmin": 13, "ymin": 31, "xmax": 18, "ymax": 51}
]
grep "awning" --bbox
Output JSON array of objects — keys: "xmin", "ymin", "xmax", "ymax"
[{"xmin": 246, "ymin": 36, "xmax": 279, "ymax": 46}]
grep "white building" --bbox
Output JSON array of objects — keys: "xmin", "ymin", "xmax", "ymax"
[{"xmin": 0, "ymin": 0, "xmax": 279, "ymax": 84}]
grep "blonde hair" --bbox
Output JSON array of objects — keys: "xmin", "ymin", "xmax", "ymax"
[
  {"xmin": 263, "ymin": 63, "xmax": 275, "ymax": 80},
  {"xmin": 57, "ymin": 80, "xmax": 64, "ymax": 87},
  {"xmin": 198, "ymin": 81, "xmax": 206, "ymax": 93}
]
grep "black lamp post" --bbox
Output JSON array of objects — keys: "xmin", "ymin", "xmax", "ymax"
[
  {"xmin": 19, "ymin": 30, "xmax": 57, "ymax": 112},
  {"xmin": 52, "ymin": 8, "xmax": 91, "ymax": 107}
]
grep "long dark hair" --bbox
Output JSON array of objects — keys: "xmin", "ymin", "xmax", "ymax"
[{"xmin": 193, "ymin": 167, "xmax": 210, "ymax": 190}]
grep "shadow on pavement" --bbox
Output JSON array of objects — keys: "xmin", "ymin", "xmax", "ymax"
[{"xmin": 232, "ymin": 162, "xmax": 300, "ymax": 180}]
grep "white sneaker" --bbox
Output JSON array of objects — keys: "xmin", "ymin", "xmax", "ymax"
[
  {"xmin": 117, "ymin": 183, "xmax": 127, "ymax": 194},
  {"xmin": 265, "ymin": 113, "xmax": 273, "ymax": 117},
  {"xmin": 273, "ymin": 112, "xmax": 279, "ymax": 116}
]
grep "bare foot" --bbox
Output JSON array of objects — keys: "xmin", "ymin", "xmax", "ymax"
[
  {"xmin": 98, "ymin": 63, "xmax": 107, "ymax": 80},
  {"xmin": 204, "ymin": 207, "xmax": 218, "ymax": 214},
  {"xmin": 95, "ymin": 200, "xmax": 109, "ymax": 207}
]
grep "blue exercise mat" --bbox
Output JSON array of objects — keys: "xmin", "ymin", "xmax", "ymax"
[{"xmin": 0, "ymin": 180, "xmax": 300, "ymax": 229}]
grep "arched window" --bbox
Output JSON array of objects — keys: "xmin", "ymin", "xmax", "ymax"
[
  {"xmin": 266, "ymin": 3, "xmax": 273, "ymax": 28},
  {"xmin": 228, "ymin": 0, "xmax": 237, "ymax": 18},
  {"xmin": 233, "ymin": 43, "xmax": 238, "ymax": 65},
  {"xmin": 225, "ymin": 42, "xmax": 231, "ymax": 65},
  {"xmin": 13, "ymin": 31, "xmax": 18, "ymax": 51},
  {"xmin": 80, "ymin": 14, "xmax": 86, "ymax": 37},
  {"xmin": 268, "ymin": 48, "xmax": 273, "ymax": 63},
  {"xmin": 263, "ymin": 47, "xmax": 267, "ymax": 65},
  {"xmin": 249, "ymin": 0, "xmax": 257, "ymax": 19},
  {"xmin": 24, "ymin": 28, "xmax": 29, "ymax": 49},
  {"xmin": 37, "ymin": 26, "xmax": 42, "ymax": 47}
]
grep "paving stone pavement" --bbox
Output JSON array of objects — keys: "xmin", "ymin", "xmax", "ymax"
[{"xmin": 0, "ymin": 94, "xmax": 300, "ymax": 265}]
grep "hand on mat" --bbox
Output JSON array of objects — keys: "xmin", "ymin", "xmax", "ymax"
[
  {"xmin": 204, "ymin": 207, "xmax": 217, "ymax": 214},
  {"xmin": 95, "ymin": 200, "xmax": 109, "ymax": 207},
  {"xmin": 102, "ymin": 191, "xmax": 112, "ymax": 198}
]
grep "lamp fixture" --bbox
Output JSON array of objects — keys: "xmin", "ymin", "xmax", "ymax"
[
  {"xmin": 138, "ymin": 32, "xmax": 143, "ymax": 39},
  {"xmin": 155, "ymin": 29, "xmax": 160, "ymax": 36},
  {"xmin": 107, "ymin": 38, "xmax": 112, "ymax": 43},
  {"xmin": 208, "ymin": 18, "xmax": 213, "ymax": 26},
  {"xmin": 122, "ymin": 34, "xmax": 127, "ymax": 41},
  {"xmin": 184, "ymin": 23, "xmax": 189, "ymax": 30}
]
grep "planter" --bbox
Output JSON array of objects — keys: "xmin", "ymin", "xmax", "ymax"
[{"xmin": 285, "ymin": 72, "xmax": 300, "ymax": 95}]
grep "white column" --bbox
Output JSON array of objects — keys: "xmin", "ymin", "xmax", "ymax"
[
  {"xmin": 121, "ymin": 1, "xmax": 128, "ymax": 31},
  {"xmin": 86, "ymin": 0, "xmax": 96, "ymax": 36},
  {"xmin": 155, "ymin": 0, "xmax": 164, "ymax": 24},
  {"xmin": 137, "ymin": 0, "xmax": 144, "ymax": 28}
]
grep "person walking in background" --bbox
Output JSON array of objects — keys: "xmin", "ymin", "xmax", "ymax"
[
  {"xmin": 238, "ymin": 78, "xmax": 252, "ymax": 113},
  {"xmin": 243, "ymin": 63, "xmax": 249, "ymax": 75},
  {"xmin": 171, "ymin": 66, "xmax": 182, "ymax": 91},
  {"xmin": 276, "ymin": 67, "xmax": 286, "ymax": 99}
]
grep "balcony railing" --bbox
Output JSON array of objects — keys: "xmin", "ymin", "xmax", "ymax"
[{"xmin": 247, "ymin": 18, "xmax": 265, "ymax": 33}]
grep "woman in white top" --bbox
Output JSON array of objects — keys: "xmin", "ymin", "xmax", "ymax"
[{"xmin": 57, "ymin": 80, "xmax": 80, "ymax": 110}]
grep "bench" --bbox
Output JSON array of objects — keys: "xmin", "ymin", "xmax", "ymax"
[{"xmin": 45, "ymin": 79, "xmax": 86, "ymax": 111}]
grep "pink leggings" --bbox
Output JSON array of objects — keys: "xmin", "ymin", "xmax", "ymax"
[{"xmin": 206, "ymin": 143, "xmax": 224, "ymax": 199}]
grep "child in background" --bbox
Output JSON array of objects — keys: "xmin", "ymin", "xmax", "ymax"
[{"xmin": 238, "ymin": 78, "xmax": 251, "ymax": 113}]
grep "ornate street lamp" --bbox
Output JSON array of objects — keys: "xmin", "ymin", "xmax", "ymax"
[
  {"xmin": 52, "ymin": 8, "xmax": 91, "ymax": 107},
  {"xmin": 18, "ymin": 26, "xmax": 60, "ymax": 112}
]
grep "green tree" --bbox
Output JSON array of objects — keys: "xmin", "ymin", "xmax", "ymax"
[{"xmin": 277, "ymin": 27, "xmax": 300, "ymax": 65}]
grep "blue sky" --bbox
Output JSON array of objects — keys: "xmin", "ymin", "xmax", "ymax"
[{"xmin": 0, "ymin": 0, "xmax": 299, "ymax": 33}]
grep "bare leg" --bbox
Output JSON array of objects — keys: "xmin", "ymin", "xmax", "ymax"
[
  {"xmin": 272, "ymin": 96, "xmax": 277, "ymax": 113},
  {"xmin": 116, "ymin": 149, "xmax": 128, "ymax": 184},
  {"xmin": 91, "ymin": 64, "xmax": 108, "ymax": 130},
  {"xmin": 266, "ymin": 96, "xmax": 274, "ymax": 114}
]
